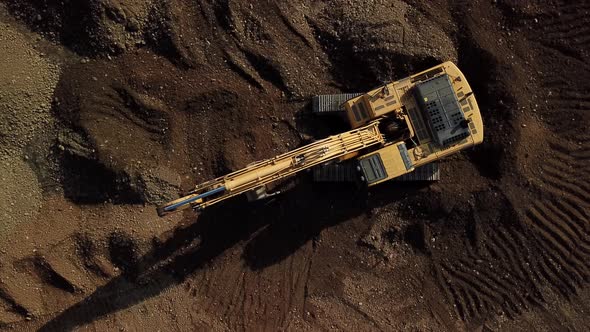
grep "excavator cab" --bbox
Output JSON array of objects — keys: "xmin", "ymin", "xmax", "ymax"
[{"xmin": 357, "ymin": 141, "xmax": 415, "ymax": 185}]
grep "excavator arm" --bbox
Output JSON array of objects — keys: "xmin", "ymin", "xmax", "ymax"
[{"xmin": 157, "ymin": 121, "xmax": 385, "ymax": 217}]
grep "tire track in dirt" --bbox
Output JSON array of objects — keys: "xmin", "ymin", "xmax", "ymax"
[
  {"xmin": 533, "ymin": 2, "xmax": 590, "ymax": 61},
  {"xmin": 525, "ymin": 137, "xmax": 590, "ymax": 291},
  {"xmin": 432, "ymin": 0, "xmax": 590, "ymax": 323},
  {"xmin": 534, "ymin": 1, "xmax": 590, "ymax": 140},
  {"xmin": 186, "ymin": 242, "xmax": 314, "ymax": 331},
  {"xmin": 436, "ymin": 227, "xmax": 533, "ymax": 321},
  {"xmin": 436, "ymin": 104, "xmax": 590, "ymax": 319},
  {"xmin": 435, "ymin": 158, "xmax": 590, "ymax": 321},
  {"xmin": 530, "ymin": 2, "xmax": 590, "ymax": 296}
]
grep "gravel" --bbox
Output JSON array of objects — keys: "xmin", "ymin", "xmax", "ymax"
[{"xmin": 0, "ymin": 19, "xmax": 61, "ymax": 236}]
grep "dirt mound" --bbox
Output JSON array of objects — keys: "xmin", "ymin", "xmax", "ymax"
[
  {"xmin": 0, "ymin": 22, "xmax": 59, "ymax": 158},
  {"xmin": 3, "ymin": 0, "xmax": 160, "ymax": 55},
  {"xmin": 311, "ymin": 0, "xmax": 457, "ymax": 89},
  {"xmin": 52, "ymin": 58, "xmax": 181, "ymax": 203},
  {"xmin": 0, "ymin": 13, "xmax": 59, "ymax": 237}
]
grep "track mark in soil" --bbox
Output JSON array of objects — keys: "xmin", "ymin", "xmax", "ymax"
[
  {"xmin": 533, "ymin": 1, "xmax": 590, "ymax": 141},
  {"xmin": 434, "ymin": 2, "xmax": 590, "ymax": 322},
  {"xmin": 542, "ymin": 87, "xmax": 590, "ymax": 139},
  {"xmin": 186, "ymin": 243, "xmax": 314, "ymax": 331},
  {"xmin": 435, "ymin": 138, "xmax": 590, "ymax": 322},
  {"xmin": 532, "ymin": 2, "xmax": 590, "ymax": 61},
  {"xmin": 432, "ymin": 193, "xmax": 534, "ymax": 321},
  {"xmin": 434, "ymin": 126, "xmax": 590, "ymax": 323}
]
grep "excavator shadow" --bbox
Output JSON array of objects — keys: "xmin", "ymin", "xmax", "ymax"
[
  {"xmin": 242, "ymin": 180, "xmax": 369, "ymax": 270},
  {"xmin": 39, "ymin": 177, "xmax": 428, "ymax": 331},
  {"xmin": 243, "ymin": 178, "xmax": 431, "ymax": 270},
  {"xmin": 39, "ymin": 191, "xmax": 270, "ymax": 331}
]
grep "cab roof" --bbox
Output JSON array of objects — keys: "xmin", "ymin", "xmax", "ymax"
[{"xmin": 414, "ymin": 74, "xmax": 470, "ymax": 146}]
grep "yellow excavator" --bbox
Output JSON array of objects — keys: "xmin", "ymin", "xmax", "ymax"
[{"xmin": 157, "ymin": 61, "xmax": 483, "ymax": 217}]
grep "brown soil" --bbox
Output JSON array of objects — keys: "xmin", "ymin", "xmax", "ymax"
[{"xmin": 0, "ymin": 0, "xmax": 589, "ymax": 331}]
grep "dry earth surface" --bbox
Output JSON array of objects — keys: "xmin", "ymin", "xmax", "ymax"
[{"xmin": 0, "ymin": 0, "xmax": 589, "ymax": 331}]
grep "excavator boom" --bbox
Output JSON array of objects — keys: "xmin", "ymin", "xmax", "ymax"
[{"xmin": 157, "ymin": 122, "xmax": 385, "ymax": 216}]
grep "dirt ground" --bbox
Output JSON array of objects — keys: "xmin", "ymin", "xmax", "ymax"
[{"xmin": 0, "ymin": 0, "xmax": 589, "ymax": 331}]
